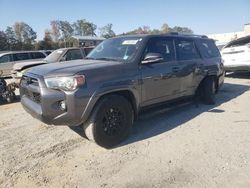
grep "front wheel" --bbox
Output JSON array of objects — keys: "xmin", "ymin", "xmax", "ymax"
[{"xmin": 83, "ymin": 95, "xmax": 133, "ymax": 148}]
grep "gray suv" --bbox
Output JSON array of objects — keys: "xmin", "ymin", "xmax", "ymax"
[{"xmin": 20, "ymin": 34, "xmax": 225, "ymax": 148}]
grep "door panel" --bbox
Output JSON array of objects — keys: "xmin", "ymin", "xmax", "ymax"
[
  {"xmin": 174, "ymin": 38, "xmax": 202, "ymax": 97},
  {"xmin": 141, "ymin": 61, "xmax": 180, "ymax": 106},
  {"xmin": 140, "ymin": 37, "xmax": 181, "ymax": 106},
  {"xmin": 177, "ymin": 60, "xmax": 203, "ymax": 96}
]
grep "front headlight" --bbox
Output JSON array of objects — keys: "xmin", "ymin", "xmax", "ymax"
[
  {"xmin": 44, "ymin": 75, "xmax": 85, "ymax": 91},
  {"xmin": 16, "ymin": 71, "xmax": 23, "ymax": 77}
]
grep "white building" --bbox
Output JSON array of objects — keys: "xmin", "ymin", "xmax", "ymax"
[{"xmin": 207, "ymin": 23, "xmax": 250, "ymax": 45}]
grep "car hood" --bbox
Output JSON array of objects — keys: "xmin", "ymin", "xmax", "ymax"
[
  {"xmin": 13, "ymin": 59, "xmax": 46, "ymax": 71},
  {"xmin": 26, "ymin": 59, "xmax": 123, "ymax": 78}
]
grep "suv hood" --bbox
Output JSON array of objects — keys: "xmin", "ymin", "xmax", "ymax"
[
  {"xmin": 26, "ymin": 59, "xmax": 123, "ymax": 77},
  {"xmin": 13, "ymin": 59, "xmax": 46, "ymax": 71}
]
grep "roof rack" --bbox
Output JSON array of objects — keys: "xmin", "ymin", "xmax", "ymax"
[{"xmin": 167, "ymin": 32, "xmax": 208, "ymax": 38}]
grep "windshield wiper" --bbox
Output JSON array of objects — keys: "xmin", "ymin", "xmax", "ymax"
[
  {"xmin": 84, "ymin": 57, "xmax": 95, "ymax": 60},
  {"xmin": 95, "ymin": 57, "xmax": 121, "ymax": 61}
]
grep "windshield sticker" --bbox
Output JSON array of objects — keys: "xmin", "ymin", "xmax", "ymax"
[
  {"xmin": 122, "ymin": 40, "xmax": 138, "ymax": 45},
  {"xmin": 56, "ymin": 50, "xmax": 63, "ymax": 54}
]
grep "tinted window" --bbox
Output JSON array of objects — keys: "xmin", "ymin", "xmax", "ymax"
[
  {"xmin": 13, "ymin": 53, "xmax": 30, "ymax": 61},
  {"xmin": 196, "ymin": 39, "xmax": 220, "ymax": 58},
  {"xmin": 83, "ymin": 48, "xmax": 93, "ymax": 56},
  {"xmin": 64, "ymin": 49, "xmax": 83, "ymax": 61},
  {"xmin": 0, "ymin": 54, "xmax": 12, "ymax": 63},
  {"xmin": 44, "ymin": 51, "xmax": 52, "ymax": 55},
  {"xmin": 175, "ymin": 39, "xmax": 200, "ymax": 61},
  {"xmin": 144, "ymin": 37, "xmax": 175, "ymax": 62},
  {"xmin": 30, "ymin": 52, "xmax": 46, "ymax": 59},
  {"xmin": 225, "ymin": 36, "xmax": 250, "ymax": 48}
]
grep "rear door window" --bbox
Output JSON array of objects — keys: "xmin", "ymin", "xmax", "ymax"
[
  {"xmin": 196, "ymin": 39, "xmax": 220, "ymax": 58},
  {"xmin": 175, "ymin": 39, "xmax": 200, "ymax": 61},
  {"xmin": 144, "ymin": 37, "xmax": 175, "ymax": 62},
  {"xmin": 30, "ymin": 52, "xmax": 46, "ymax": 59},
  {"xmin": 13, "ymin": 53, "xmax": 30, "ymax": 61},
  {"xmin": 63, "ymin": 49, "xmax": 83, "ymax": 61}
]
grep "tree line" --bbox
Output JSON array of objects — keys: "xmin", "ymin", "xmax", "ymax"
[{"xmin": 0, "ymin": 19, "xmax": 193, "ymax": 51}]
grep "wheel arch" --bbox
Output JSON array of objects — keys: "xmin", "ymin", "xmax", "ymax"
[
  {"xmin": 82, "ymin": 88, "xmax": 140, "ymax": 124},
  {"xmin": 197, "ymin": 74, "xmax": 219, "ymax": 95}
]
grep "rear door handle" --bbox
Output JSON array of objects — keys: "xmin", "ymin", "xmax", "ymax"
[{"xmin": 172, "ymin": 67, "xmax": 180, "ymax": 73}]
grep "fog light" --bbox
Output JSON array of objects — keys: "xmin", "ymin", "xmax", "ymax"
[{"xmin": 59, "ymin": 101, "xmax": 67, "ymax": 110}]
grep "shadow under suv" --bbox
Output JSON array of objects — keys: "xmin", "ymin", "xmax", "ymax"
[{"xmin": 20, "ymin": 33, "xmax": 225, "ymax": 148}]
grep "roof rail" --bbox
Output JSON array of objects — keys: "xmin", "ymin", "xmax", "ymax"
[{"xmin": 168, "ymin": 32, "xmax": 208, "ymax": 38}]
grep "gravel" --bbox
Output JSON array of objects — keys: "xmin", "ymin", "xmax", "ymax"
[{"xmin": 0, "ymin": 75, "xmax": 250, "ymax": 188}]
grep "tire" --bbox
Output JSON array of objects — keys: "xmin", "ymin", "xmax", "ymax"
[
  {"xmin": 83, "ymin": 95, "xmax": 133, "ymax": 148},
  {"xmin": 200, "ymin": 77, "xmax": 216, "ymax": 105},
  {"xmin": 6, "ymin": 92, "xmax": 16, "ymax": 103}
]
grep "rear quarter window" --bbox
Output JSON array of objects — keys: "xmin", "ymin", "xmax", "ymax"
[
  {"xmin": 196, "ymin": 39, "xmax": 220, "ymax": 58},
  {"xmin": 30, "ymin": 52, "xmax": 46, "ymax": 59}
]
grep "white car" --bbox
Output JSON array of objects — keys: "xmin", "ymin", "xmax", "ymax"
[{"xmin": 221, "ymin": 35, "xmax": 250, "ymax": 72}]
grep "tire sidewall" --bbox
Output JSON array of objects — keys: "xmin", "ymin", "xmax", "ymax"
[
  {"xmin": 203, "ymin": 77, "xmax": 216, "ymax": 104},
  {"xmin": 92, "ymin": 95, "xmax": 133, "ymax": 148}
]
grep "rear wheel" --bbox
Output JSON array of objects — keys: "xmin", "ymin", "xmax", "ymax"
[
  {"xmin": 200, "ymin": 77, "xmax": 216, "ymax": 105},
  {"xmin": 84, "ymin": 95, "xmax": 133, "ymax": 148}
]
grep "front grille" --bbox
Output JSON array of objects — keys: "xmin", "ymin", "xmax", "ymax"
[
  {"xmin": 21, "ymin": 75, "xmax": 41, "ymax": 103},
  {"xmin": 22, "ymin": 88, "xmax": 41, "ymax": 103}
]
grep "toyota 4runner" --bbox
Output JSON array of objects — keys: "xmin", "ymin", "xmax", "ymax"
[{"xmin": 20, "ymin": 33, "xmax": 225, "ymax": 148}]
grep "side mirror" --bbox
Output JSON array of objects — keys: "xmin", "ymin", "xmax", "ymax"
[{"xmin": 141, "ymin": 53, "xmax": 163, "ymax": 64}]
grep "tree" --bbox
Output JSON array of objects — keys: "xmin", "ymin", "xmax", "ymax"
[
  {"xmin": 43, "ymin": 30, "xmax": 53, "ymax": 49},
  {"xmin": 5, "ymin": 26, "xmax": 18, "ymax": 50},
  {"xmin": 161, "ymin": 23, "xmax": 172, "ymax": 33},
  {"xmin": 0, "ymin": 31, "xmax": 8, "ymax": 51},
  {"xmin": 151, "ymin": 29, "xmax": 161, "ymax": 34},
  {"xmin": 171, "ymin": 26, "xmax": 193, "ymax": 34},
  {"xmin": 50, "ymin": 20, "xmax": 61, "ymax": 42},
  {"xmin": 138, "ymin": 26, "xmax": 151, "ymax": 34},
  {"xmin": 12, "ymin": 22, "xmax": 37, "ymax": 50},
  {"xmin": 73, "ymin": 19, "xmax": 97, "ymax": 36},
  {"xmin": 99, "ymin": 24, "xmax": 116, "ymax": 38},
  {"xmin": 122, "ymin": 25, "xmax": 151, "ymax": 35},
  {"xmin": 58, "ymin": 21, "xmax": 74, "ymax": 47}
]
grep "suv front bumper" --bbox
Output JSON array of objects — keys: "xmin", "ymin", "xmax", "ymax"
[{"xmin": 20, "ymin": 73, "xmax": 91, "ymax": 126}]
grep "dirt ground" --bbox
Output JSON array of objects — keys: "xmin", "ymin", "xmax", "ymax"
[{"xmin": 0, "ymin": 74, "xmax": 250, "ymax": 188}]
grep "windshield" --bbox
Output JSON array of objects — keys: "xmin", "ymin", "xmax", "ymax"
[
  {"xmin": 44, "ymin": 49, "xmax": 65, "ymax": 63},
  {"xmin": 87, "ymin": 37, "xmax": 143, "ymax": 62}
]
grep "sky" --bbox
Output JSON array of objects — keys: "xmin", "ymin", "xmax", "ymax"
[{"xmin": 0, "ymin": 0, "xmax": 250, "ymax": 40}]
